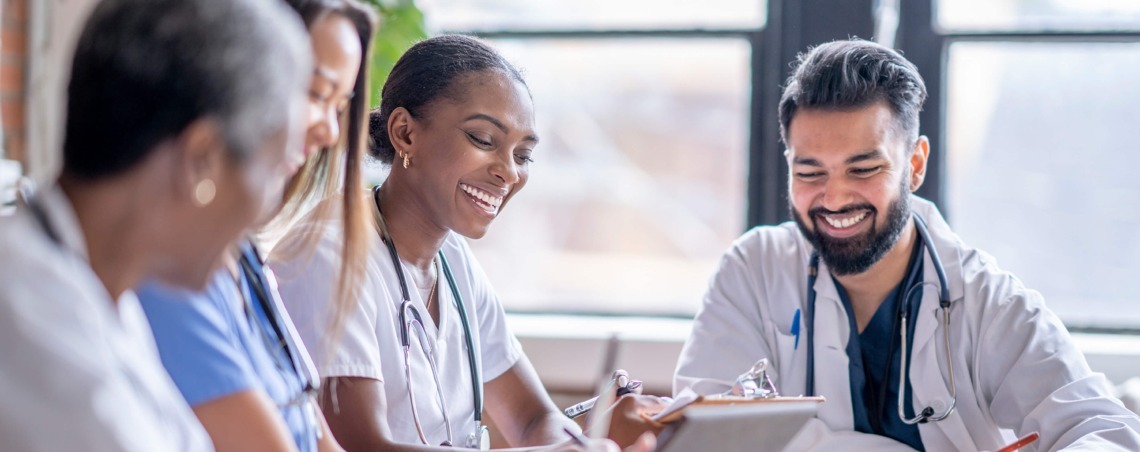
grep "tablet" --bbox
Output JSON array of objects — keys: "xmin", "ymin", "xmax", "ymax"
[{"xmin": 655, "ymin": 400, "xmax": 818, "ymax": 452}]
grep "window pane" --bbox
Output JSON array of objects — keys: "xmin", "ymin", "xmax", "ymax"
[
  {"xmin": 938, "ymin": 0, "xmax": 1140, "ymax": 32},
  {"xmin": 421, "ymin": 0, "xmax": 765, "ymax": 31},
  {"xmin": 467, "ymin": 39, "xmax": 750, "ymax": 316},
  {"xmin": 945, "ymin": 42, "xmax": 1140, "ymax": 328}
]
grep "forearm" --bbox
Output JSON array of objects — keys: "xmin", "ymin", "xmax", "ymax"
[{"xmin": 517, "ymin": 410, "xmax": 579, "ymax": 447}]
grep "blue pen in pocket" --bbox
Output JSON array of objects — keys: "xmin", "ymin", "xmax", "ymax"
[{"xmin": 791, "ymin": 308, "xmax": 801, "ymax": 350}]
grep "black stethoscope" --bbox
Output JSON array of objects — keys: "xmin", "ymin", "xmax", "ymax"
[
  {"xmin": 373, "ymin": 186, "xmax": 488, "ymax": 450},
  {"xmin": 804, "ymin": 213, "xmax": 957, "ymax": 425},
  {"xmin": 236, "ymin": 240, "xmax": 321, "ymax": 403}
]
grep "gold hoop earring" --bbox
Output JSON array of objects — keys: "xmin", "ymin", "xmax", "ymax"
[
  {"xmin": 193, "ymin": 179, "xmax": 216, "ymax": 206},
  {"xmin": 402, "ymin": 152, "xmax": 411, "ymax": 169}
]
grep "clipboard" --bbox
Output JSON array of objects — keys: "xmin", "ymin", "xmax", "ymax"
[
  {"xmin": 649, "ymin": 388, "xmax": 826, "ymax": 424},
  {"xmin": 654, "ymin": 399, "xmax": 821, "ymax": 452}
]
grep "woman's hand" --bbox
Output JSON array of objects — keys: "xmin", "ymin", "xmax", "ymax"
[{"xmin": 588, "ymin": 394, "xmax": 669, "ymax": 449}]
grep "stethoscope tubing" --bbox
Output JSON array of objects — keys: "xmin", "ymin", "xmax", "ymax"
[
  {"xmin": 804, "ymin": 213, "xmax": 956, "ymax": 424},
  {"xmin": 376, "ymin": 185, "xmax": 483, "ymax": 447}
]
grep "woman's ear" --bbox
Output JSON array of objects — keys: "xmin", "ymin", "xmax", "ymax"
[
  {"xmin": 908, "ymin": 136, "xmax": 930, "ymax": 192},
  {"xmin": 174, "ymin": 118, "xmax": 227, "ymax": 207},
  {"xmin": 387, "ymin": 107, "xmax": 416, "ymax": 160}
]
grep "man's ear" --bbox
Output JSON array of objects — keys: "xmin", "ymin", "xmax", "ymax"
[
  {"xmin": 908, "ymin": 136, "xmax": 930, "ymax": 192},
  {"xmin": 173, "ymin": 118, "xmax": 227, "ymax": 205},
  {"xmin": 388, "ymin": 107, "xmax": 416, "ymax": 160}
]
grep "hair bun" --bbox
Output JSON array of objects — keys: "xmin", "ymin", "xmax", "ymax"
[{"xmin": 367, "ymin": 107, "xmax": 390, "ymax": 160}]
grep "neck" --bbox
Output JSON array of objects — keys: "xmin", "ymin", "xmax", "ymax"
[
  {"xmin": 834, "ymin": 218, "xmax": 917, "ymax": 330},
  {"xmin": 58, "ymin": 174, "xmax": 152, "ymax": 304},
  {"xmin": 376, "ymin": 179, "xmax": 447, "ymax": 272}
]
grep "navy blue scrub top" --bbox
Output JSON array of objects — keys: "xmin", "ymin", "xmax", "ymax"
[{"xmin": 834, "ymin": 242, "xmax": 925, "ymax": 451}]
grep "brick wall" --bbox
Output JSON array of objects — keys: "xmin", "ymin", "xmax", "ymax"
[{"xmin": 1, "ymin": 0, "xmax": 27, "ymax": 165}]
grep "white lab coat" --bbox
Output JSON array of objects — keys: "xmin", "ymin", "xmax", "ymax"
[
  {"xmin": 0, "ymin": 187, "xmax": 211, "ymax": 451},
  {"xmin": 675, "ymin": 196, "xmax": 1140, "ymax": 451}
]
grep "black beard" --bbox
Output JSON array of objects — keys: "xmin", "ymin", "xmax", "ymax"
[{"xmin": 792, "ymin": 187, "xmax": 911, "ymax": 276}]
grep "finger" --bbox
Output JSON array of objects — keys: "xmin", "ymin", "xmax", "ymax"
[
  {"xmin": 589, "ymin": 438, "xmax": 621, "ymax": 452},
  {"xmin": 623, "ymin": 431, "xmax": 657, "ymax": 452}
]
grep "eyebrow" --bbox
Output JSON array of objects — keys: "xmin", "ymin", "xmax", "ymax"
[
  {"xmin": 464, "ymin": 113, "xmax": 539, "ymax": 144},
  {"xmin": 845, "ymin": 150, "xmax": 887, "ymax": 164},
  {"xmin": 792, "ymin": 149, "xmax": 886, "ymax": 166},
  {"xmin": 313, "ymin": 66, "xmax": 340, "ymax": 89}
]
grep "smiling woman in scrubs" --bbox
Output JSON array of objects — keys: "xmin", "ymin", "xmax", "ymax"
[
  {"xmin": 0, "ymin": 0, "xmax": 311, "ymax": 449},
  {"xmin": 134, "ymin": 0, "xmax": 376, "ymax": 451},
  {"xmin": 270, "ymin": 35, "xmax": 660, "ymax": 451}
]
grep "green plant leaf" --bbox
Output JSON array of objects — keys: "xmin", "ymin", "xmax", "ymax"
[{"xmin": 363, "ymin": 0, "xmax": 428, "ymax": 108}]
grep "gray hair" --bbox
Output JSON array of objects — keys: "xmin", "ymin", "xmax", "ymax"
[{"xmin": 62, "ymin": 0, "xmax": 312, "ymax": 178}]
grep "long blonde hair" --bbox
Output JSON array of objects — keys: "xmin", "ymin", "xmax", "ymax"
[{"xmin": 268, "ymin": 0, "xmax": 377, "ymax": 352}]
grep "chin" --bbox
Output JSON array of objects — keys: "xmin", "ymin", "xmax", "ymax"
[{"xmin": 459, "ymin": 227, "xmax": 491, "ymax": 240}]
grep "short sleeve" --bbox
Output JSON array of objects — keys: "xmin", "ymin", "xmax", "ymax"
[
  {"xmin": 136, "ymin": 273, "xmax": 259, "ymax": 406},
  {"xmin": 454, "ymin": 237, "xmax": 522, "ymax": 382},
  {"xmin": 270, "ymin": 220, "xmax": 384, "ymax": 381}
]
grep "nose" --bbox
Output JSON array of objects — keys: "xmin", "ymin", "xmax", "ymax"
[
  {"xmin": 489, "ymin": 152, "xmax": 520, "ymax": 186},
  {"xmin": 819, "ymin": 175, "xmax": 857, "ymax": 212},
  {"xmin": 319, "ymin": 107, "xmax": 341, "ymax": 148}
]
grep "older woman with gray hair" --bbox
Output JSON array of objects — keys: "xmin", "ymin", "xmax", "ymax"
[{"xmin": 0, "ymin": 0, "xmax": 311, "ymax": 449}]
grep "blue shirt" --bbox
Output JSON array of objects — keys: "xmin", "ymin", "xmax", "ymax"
[
  {"xmin": 834, "ymin": 242, "xmax": 925, "ymax": 451},
  {"xmin": 137, "ymin": 252, "xmax": 317, "ymax": 452}
]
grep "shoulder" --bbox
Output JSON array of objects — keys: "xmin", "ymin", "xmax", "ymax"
[
  {"xmin": 138, "ymin": 271, "xmax": 259, "ymax": 405},
  {"xmin": 0, "ymin": 213, "xmax": 106, "ymax": 350},
  {"xmin": 269, "ymin": 197, "xmax": 348, "ymax": 282},
  {"xmin": 716, "ymin": 221, "xmax": 809, "ymax": 281}
]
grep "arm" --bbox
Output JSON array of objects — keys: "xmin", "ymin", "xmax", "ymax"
[
  {"xmin": 136, "ymin": 277, "xmax": 306, "ymax": 452},
  {"xmin": 484, "ymin": 355, "xmax": 578, "ymax": 447},
  {"xmin": 192, "ymin": 390, "xmax": 298, "ymax": 452},
  {"xmin": 318, "ymin": 376, "xmax": 608, "ymax": 452},
  {"xmin": 318, "ymin": 376, "xmax": 439, "ymax": 452},
  {"xmin": 979, "ymin": 285, "xmax": 1140, "ymax": 449},
  {"xmin": 315, "ymin": 399, "xmax": 346, "ymax": 452}
]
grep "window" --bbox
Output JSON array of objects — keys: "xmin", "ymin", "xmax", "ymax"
[
  {"xmin": 468, "ymin": 39, "xmax": 749, "ymax": 315},
  {"xmin": 915, "ymin": 0, "xmax": 1140, "ymax": 331},
  {"xmin": 423, "ymin": 0, "xmax": 765, "ymax": 31},
  {"xmin": 425, "ymin": 1, "xmax": 764, "ymax": 315},
  {"xmin": 937, "ymin": 0, "xmax": 1140, "ymax": 32},
  {"xmin": 945, "ymin": 43, "xmax": 1140, "ymax": 328}
]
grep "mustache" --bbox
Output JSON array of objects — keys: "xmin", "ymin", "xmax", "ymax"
[{"xmin": 807, "ymin": 203, "xmax": 877, "ymax": 218}]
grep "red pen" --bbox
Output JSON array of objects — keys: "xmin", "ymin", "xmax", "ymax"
[{"xmin": 996, "ymin": 432, "xmax": 1039, "ymax": 452}]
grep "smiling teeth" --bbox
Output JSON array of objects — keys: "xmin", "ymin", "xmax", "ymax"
[
  {"xmin": 460, "ymin": 183, "xmax": 503, "ymax": 211},
  {"xmin": 824, "ymin": 211, "xmax": 868, "ymax": 229}
]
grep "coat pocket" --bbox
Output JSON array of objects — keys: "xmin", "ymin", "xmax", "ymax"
[{"xmin": 770, "ymin": 330, "xmax": 800, "ymax": 393}]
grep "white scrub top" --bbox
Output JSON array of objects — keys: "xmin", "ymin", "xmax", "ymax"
[
  {"xmin": 0, "ymin": 186, "xmax": 212, "ymax": 452},
  {"xmin": 675, "ymin": 196, "xmax": 1140, "ymax": 451},
  {"xmin": 270, "ymin": 196, "xmax": 522, "ymax": 446}
]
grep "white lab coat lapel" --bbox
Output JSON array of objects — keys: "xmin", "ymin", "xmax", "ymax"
[
  {"xmin": 811, "ymin": 263, "xmax": 856, "ymax": 431},
  {"xmin": 909, "ymin": 200, "xmax": 974, "ymax": 451}
]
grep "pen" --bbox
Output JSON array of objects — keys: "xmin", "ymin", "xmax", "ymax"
[
  {"xmin": 791, "ymin": 308, "xmax": 801, "ymax": 350},
  {"xmin": 995, "ymin": 432, "xmax": 1039, "ymax": 452},
  {"xmin": 563, "ymin": 427, "xmax": 587, "ymax": 446},
  {"xmin": 587, "ymin": 335, "xmax": 621, "ymax": 440},
  {"xmin": 562, "ymin": 379, "xmax": 642, "ymax": 419}
]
